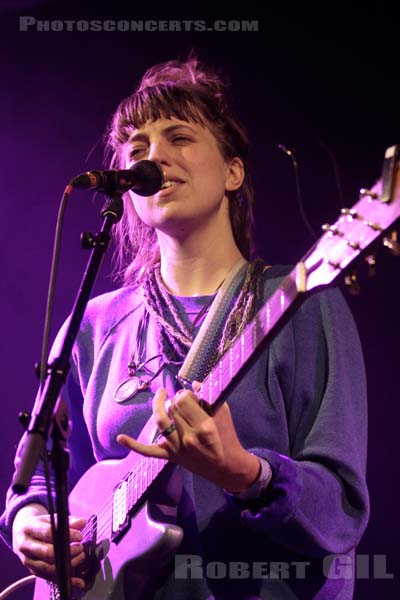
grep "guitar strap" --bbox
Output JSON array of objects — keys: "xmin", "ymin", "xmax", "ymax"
[{"xmin": 177, "ymin": 257, "xmax": 248, "ymax": 385}]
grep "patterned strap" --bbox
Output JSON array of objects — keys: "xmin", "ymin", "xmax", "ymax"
[{"xmin": 177, "ymin": 258, "xmax": 248, "ymax": 384}]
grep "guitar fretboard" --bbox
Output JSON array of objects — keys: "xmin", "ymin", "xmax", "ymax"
[{"xmin": 199, "ymin": 267, "xmax": 302, "ymax": 408}]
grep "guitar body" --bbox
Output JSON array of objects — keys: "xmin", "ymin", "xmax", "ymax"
[{"xmin": 33, "ymin": 417, "xmax": 184, "ymax": 599}]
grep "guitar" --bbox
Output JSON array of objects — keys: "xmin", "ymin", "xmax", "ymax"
[{"xmin": 34, "ymin": 145, "xmax": 400, "ymax": 599}]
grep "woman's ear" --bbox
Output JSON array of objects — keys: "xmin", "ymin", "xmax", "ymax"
[{"xmin": 225, "ymin": 157, "xmax": 245, "ymax": 191}]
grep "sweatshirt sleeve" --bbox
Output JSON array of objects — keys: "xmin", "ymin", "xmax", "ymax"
[
  {"xmin": 0, "ymin": 319, "xmax": 95, "ymax": 549},
  {"xmin": 228, "ymin": 286, "xmax": 370, "ymax": 557}
]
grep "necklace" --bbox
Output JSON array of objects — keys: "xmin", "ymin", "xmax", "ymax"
[
  {"xmin": 113, "ymin": 311, "xmax": 164, "ymax": 404},
  {"xmin": 113, "ymin": 294, "xmax": 216, "ymax": 404}
]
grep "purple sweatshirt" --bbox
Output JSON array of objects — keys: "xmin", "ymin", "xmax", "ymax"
[{"xmin": 0, "ymin": 265, "xmax": 369, "ymax": 599}]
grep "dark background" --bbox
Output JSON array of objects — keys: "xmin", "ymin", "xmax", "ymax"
[{"xmin": 0, "ymin": 1, "xmax": 398, "ymax": 598}]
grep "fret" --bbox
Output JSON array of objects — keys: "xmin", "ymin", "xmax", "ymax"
[
  {"xmin": 132, "ymin": 475, "xmax": 137, "ymax": 505},
  {"xmin": 206, "ymin": 381, "xmax": 211, "ymax": 405},
  {"xmin": 145, "ymin": 459, "xmax": 150, "ymax": 490},
  {"xmin": 234, "ymin": 345, "xmax": 240, "ymax": 376},
  {"xmin": 132, "ymin": 469, "xmax": 137, "ymax": 506},
  {"xmin": 149, "ymin": 456, "xmax": 153, "ymax": 488},
  {"xmin": 127, "ymin": 470, "xmax": 134, "ymax": 511},
  {"xmin": 142, "ymin": 466, "xmax": 146, "ymax": 495},
  {"xmin": 266, "ymin": 301, "xmax": 271, "ymax": 334},
  {"xmin": 134, "ymin": 469, "xmax": 138, "ymax": 503},
  {"xmin": 139, "ymin": 460, "xmax": 144, "ymax": 498},
  {"xmin": 220, "ymin": 354, "xmax": 228, "ymax": 392},
  {"xmin": 199, "ymin": 382, "xmax": 205, "ymax": 403},
  {"xmin": 280, "ymin": 289, "xmax": 286, "ymax": 313}
]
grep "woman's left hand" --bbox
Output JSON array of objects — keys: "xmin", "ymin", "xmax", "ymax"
[{"xmin": 117, "ymin": 385, "xmax": 260, "ymax": 493}]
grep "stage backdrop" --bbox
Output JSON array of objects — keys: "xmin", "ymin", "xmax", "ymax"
[{"xmin": 0, "ymin": 2, "xmax": 398, "ymax": 598}]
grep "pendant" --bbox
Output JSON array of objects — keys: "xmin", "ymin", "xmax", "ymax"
[{"xmin": 113, "ymin": 377, "xmax": 149, "ymax": 404}]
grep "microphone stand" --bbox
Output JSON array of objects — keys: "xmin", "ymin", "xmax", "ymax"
[{"xmin": 12, "ymin": 193, "xmax": 124, "ymax": 600}]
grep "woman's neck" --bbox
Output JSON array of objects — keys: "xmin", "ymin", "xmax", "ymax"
[{"xmin": 157, "ymin": 228, "xmax": 245, "ymax": 296}]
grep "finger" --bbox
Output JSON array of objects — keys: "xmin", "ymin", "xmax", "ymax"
[
  {"xmin": 21, "ymin": 556, "xmax": 57, "ymax": 577},
  {"xmin": 28, "ymin": 514, "xmax": 85, "ymax": 535},
  {"xmin": 192, "ymin": 380, "xmax": 203, "ymax": 393},
  {"xmin": 171, "ymin": 389, "xmax": 208, "ymax": 425},
  {"xmin": 212, "ymin": 400, "xmax": 234, "ymax": 423},
  {"xmin": 117, "ymin": 434, "xmax": 169, "ymax": 459},
  {"xmin": 71, "ymin": 549, "xmax": 86, "ymax": 568},
  {"xmin": 21, "ymin": 556, "xmax": 86, "ymax": 590},
  {"xmin": 18, "ymin": 537, "xmax": 84, "ymax": 565},
  {"xmin": 19, "ymin": 539, "xmax": 56, "ymax": 564},
  {"xmin": 69, "ymin": 516, "xmax": 87, "ymax": 530},
  {"xmin": 70, "ymin": 542, "xmax": 85, "ymax": 558},
  {"xmin": 23, "ymin": 519, "xmax": 85, "ymax": 545},
  {"xmin": 21, "ymin": 517, "xmax": 55, "ymax": 544},
  {"xmin": 153, "ymin": 391, "xmax": 180, "ymax": 445},
  {"xmin": 72, "ymin": 578, "xmax": 86, "ymax": 591},
  {"xmin": 152, "ymin": 388, "xmax": 172, "ymax": 426},
  {"xmin": 166, "ymin": 404, "xmax": 189, "ymax": 436}
]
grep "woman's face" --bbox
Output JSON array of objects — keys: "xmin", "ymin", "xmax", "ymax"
[{"xmin": 122, "ymin": 117, "xmax": 241, "ymax": 239}]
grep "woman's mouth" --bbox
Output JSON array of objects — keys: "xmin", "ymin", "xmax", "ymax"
[{"xmin": 158, "ymin": 179, "xmax": 184, "ymax": 195}]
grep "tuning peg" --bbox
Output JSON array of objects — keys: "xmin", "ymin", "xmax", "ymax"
[
  {"xmin": 341, "ymin": 208, "xmax": 358, "ymax": 219},
  {"xmin": 18, "ymin": 411, "xmax": 31, "ymax": 431},
  {"xmin": 344, "ymin": 272, "xmax": 360, "ymax": 296},
  {"xmin": 359, "ymin": 188, "xmax": 379, "ymax": 200},
  {"xmin": 383, "ymin": 231, "xmax": 400, "ymax": 256},
  {"xmin": 322, "ymin": 223, "xmax": 344, "ymax": 237},
  {"xmin": 365, "ymin": 253, "xmax": 377, "ymax": 277}
]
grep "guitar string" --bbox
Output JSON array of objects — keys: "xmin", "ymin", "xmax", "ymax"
[
  {"xmin": 80, "ymin": 448, "xmax": 170, "ymax": 542},
  {"xmin": 79, "ymin": 294, "xmax": 286, "ymax": 544},
  {"xmin": 80, "ymin": 453, "xmax": 166, "ymax": 541}
]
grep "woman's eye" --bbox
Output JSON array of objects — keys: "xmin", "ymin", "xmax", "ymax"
[
  {"xmin": 172, "ymin": 136, "xmax": 190, "ymax": 142},
  {"xmin": 130, "ymin": 147, "xmax": 146, "ymax": 157}
]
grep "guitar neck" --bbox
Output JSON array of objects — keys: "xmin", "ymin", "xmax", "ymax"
[{"xmin": 199, "ymin": 263, "xmax": 307, "ymax": 411}]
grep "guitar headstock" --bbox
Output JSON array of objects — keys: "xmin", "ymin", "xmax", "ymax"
[{"xmin": 301, "ymin": 145, "xmax": 400, "ymax": 292}]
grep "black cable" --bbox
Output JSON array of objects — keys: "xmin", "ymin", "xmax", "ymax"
[
  {"xmin": 38, "ymin": 184, "xmax": 73, "ymax": 597},
  {"xmin": 39, "ymin": 186, "xmax": 71, "ymax": 389},
  {"xmin": 318, "ymin": 140, "xmax": 345, "ymax": 208},
  {"xmin": 278, "ymin": 144, "xmax": 318, "ymax": 240}
]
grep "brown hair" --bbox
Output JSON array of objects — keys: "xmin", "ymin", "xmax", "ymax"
[{"xmin": 106, "ymin": 56, "xmax": 255, "ymax": 285}]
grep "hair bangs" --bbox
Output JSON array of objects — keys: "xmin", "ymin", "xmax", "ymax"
[{"xmin": 128, "ymin": 85, "xmax": 208, "ymax": 131}]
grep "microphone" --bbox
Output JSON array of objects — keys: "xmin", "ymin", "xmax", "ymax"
[{"xmin": 70, "ymin": 160, "xmax": 164, "ymax": 196}]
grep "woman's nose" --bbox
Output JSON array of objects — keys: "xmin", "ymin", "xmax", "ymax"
[{"xmin": 148, "ymin": 139, "xmax": 172, "ymax": 165}]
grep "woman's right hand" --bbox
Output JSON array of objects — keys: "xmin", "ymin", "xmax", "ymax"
[{"xmin": 12, "ymin": 503, "xmax": 87, "ymax": 590}]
